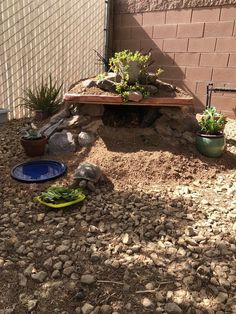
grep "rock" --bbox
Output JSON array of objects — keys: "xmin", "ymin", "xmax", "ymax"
[
  {"xmin": 50, "ymin": 108, "xmax": 71, "ymax": 124},
  {"xmin": 78, "ymin": 131, "xmax": 95, "ymax": 147},
  {"xmin": 27, "ymin": 299, "xmax": 38, "ymax": 311},
  {"xmin": 100, "ymin": 304, "xmax": 112, "ymax": 314},
  {"xmin": 182, "ymin": 131, "xmax": 195, "ymax": 143},
  {"xmin": 216, "ymin": 292, "xmax": 228, "ymax": 303},
  {"xmin": 81, "ymin": 303, "xmax": 94, "ymax": 314},
  {"xmin": 63, "ymin": 266, "xmax": 75, "ymax": 276},
  {"xmin": 97, "ymin": 79, "xmax": 117, "ymax": 93},
  {"xmin": 127, "ymin": 91, "xmax": 143, "ymax": 102},
  {"xmin": 154, "ymin": 117, "xmax": 173, "ymax": 137},
  {"xmin": 81, "ymin": 274, "xmax": 95, "ymax": 284},
  {"xmin": 48, "ymin": 131, "xmax": 76, "ymax": 154},
  {"xmin": 43, "ymin": 257, "xmax": 53, "ymax": 269},
  {"xmin": 59, "ymin": 115, "xmax": 92, "ymax": 130},
  {"xmin": 56, "ymin": 245, "xmax": 70, "ymax": 254},
  {"xmin": 122, "ymin": 233, "xmax": 130, "ymax": 244},
  {"xmin": 142, "ymin": 297, "xmax": 153, "ymax": 308},
  {"xmin": 82, "ymin": 79, "xmax": 97, "ymax": 88},
  {"xmin": 78, "ymin": 104, "xmax": 104, "ymax": 117},
  {"xmin": 51, "ymin": 270, "xmax": 60, "ymax": 278},
  {"xmin": 24, "ymin": 264, "xmax": 35, "ymax": 277},
  {"xmin": 164, "ymin": 302, "xmax": 183, "ymax": 314},
  {"xmin": 31, "ymin": 271, "xmax": 47, "ymax": 282},
  {"xmin": 145, "ymin": 282, "xmax": 155, "ymax": 290},
  {"xmin": 18, "ymin": 274, "xmax": 27, "ymax": 287},
  {"xmin": 43, "ymin": 119, "xmax": 64, "ymax": 138},
  {"xmin": 104, "ymin": 72, "xmax": 121, "ymax": 82},
  {"xmin": 140, "ymin": 84, "xmax": 158, "ymax": 95},
  {"xmin": 82, "ymin": 119, "xmax": 103, "ymax": 134},
  {"xmin": 75, "ymin": 307, "xmax": 82, "ymax": 314}
]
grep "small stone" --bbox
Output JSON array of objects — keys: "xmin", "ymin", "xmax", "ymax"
[
  {"xmin": 81, "ymin": 303, "xmax": 94, "ymax": 314},
  {"xmin": 97, "ymin": 79, "xmax": 117, "ymax": 93},
  {"xmin": 37, "ymin": 213, "xmax": 45, "ymax": 222},
  {"xmin": 63, "ymin": 266, "xmax": 75, "ymax": 276},
  {"xmin": 145, "ymin": 282, "xmax": 155, "ymax": 290},
  {"xmin": 18, "ymin": 274, "xmax": 27, "ymax": 287},
  {"xmin": 56, "ymin": 245, "xmax": 70, "ymax": 254},
  {"xmin": 31, "ymin": 271, "xmax": 47, "ymax": 282},
  {"xmin": 75, "ymin": 307, "xmax": 81, "ymax": 314},
  {"xmin": 164, "ymin": 302, "xmax": 183, "ymax": 314},
  {"xmin": 127, "ymin": 91, "xmax": 143, "ymax": 102},
  {"xmin": 27, "ymin": 299, "xmax": 38, "ymax": 311},
  {"xmin": 53, "ymin": 261, "xmax": 63, "ymax": 270},
  {"xmin": 100, "ymin": 304, "xmax": 112, "ymax": 314},
  {"xmin": 122, "ymin": 233, "xmax": 130, "ymax": 244},
  {"xmin": 216, "ymin": 292, "xmax": 228, "ymax": 303},
  {"xmin": 51, "ymin": 270, "xmax": 60, "ymax": 279},
  {"xmin": 142, "ymin": 297, "xmax": 153, "ymax": 308},
  {"xmin": 78, "ymin": 131, "xmax": 95, "ymax": 147},
  {"xmin": 80, "ymin": 274, "xmax": 95, "ymax": 284}
]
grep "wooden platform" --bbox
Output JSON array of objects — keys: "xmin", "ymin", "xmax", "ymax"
[{"xmin": 64, "ymin": 93, "xmax": 193, "ymax": 107}]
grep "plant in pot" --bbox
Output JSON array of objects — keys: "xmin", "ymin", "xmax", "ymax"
[
  {"xmin": 21, "ymin": 123, "xmax": 47, "ymax": 157},
  {"xmin": 19, "ymin": 75, "xmax": 63, "ymax": 121},
  {"xmin": 196, "ymin": 107, "xmax": 227, "ymax": 157}
]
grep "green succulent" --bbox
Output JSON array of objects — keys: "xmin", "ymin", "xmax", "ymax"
[{"xmin": 199, "ymin": 107, "xmax": 226, "ymax": 135}]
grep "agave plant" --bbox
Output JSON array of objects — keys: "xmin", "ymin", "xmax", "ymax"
[
  {"xmin": 20, "ymin": 75, "xmax": 63, "ymax": 115},
  {"xmin": 199, "ymin": 107, "xmax": 226, "ymax": 135}
]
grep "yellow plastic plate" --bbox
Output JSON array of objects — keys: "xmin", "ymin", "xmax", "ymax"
[{"xmin": 35, "ymin": 194, "xmax": 86, "ymax": 208}]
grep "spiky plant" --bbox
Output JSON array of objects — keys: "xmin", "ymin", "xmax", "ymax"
[{"xmin": 20, "ymin": 75, "xmax": 63, "ymax": 115}]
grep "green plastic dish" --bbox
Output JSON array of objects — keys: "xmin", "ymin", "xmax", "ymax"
[{"xmin": 35, "ymin": 194, "xmax": 86, "ymax": 208}]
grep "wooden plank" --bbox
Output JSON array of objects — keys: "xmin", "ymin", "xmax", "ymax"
[
  {"xmin": 64, "ymin": 94, "xmax": 123, "ymax": 103},
  {"xmin": 64, "ymin": 93, "xmax": 193, "ymax": 106}
]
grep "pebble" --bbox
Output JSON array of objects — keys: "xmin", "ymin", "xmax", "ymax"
[
  {"xmin": 81, "ymin": 303, "xmax": 94, "ymax": 314},
  {"xmin": 100, "ymin": 304, "xmax": 112, "ymax": 314},
  {"xmin": 164, "ymin": 302, "xmax": 183, "ymax": 314},
  {"xmin": 142, "ymin": 297, "xmax": 153, "ymax": 308},
  {"xmin": 80, "ymin": 274, "xmax": 95, "ymax": 284},
  {"xmin": 31, "ymin": 271, "xmax": 47, "ymax": 282}
]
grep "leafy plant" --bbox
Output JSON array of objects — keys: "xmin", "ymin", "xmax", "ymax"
[
  {"xmin": 199, "ymin": 107, "xmax": 226, "ymax": 135},
  {"xmin": 109, "ymin": 50, "xmax": 162, "ymax": 101},
  {"xmin": 116, "ymin": 83, "xmax": 150, "ymax": 102},
  {"xmin": 19, "ymin": 75, "xmax": 63, "ymax": 115},
  {"xmin": 41, "ymin": 186, "xmax": 84, "ymax": 204},
  {"xmin": 109, "ymin": 50, "xmax": 151, "ymax": 78}
]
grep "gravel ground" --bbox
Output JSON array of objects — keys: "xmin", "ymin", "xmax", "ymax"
[{"xmin": 0, "ymin": 119, "xmax": 235, "ymax": 314}]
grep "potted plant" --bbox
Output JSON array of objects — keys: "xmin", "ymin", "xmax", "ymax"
[
  {"xmin": 19, "ymin": 75, "xmax": 63, "ymax": 121},
  {"xmin": 196, "ymin": 107, "xmax": 227, "ymax": 157},
  {"xmin": 21, "ymin": 123, "xmax": 47, "ymax": 157}
]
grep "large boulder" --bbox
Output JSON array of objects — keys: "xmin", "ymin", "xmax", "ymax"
[{"xmin": 48, "ymin": 131, "xmax": 76, "ymax": 154}]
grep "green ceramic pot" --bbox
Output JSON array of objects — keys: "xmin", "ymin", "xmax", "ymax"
[{"xmin": 196, "ymin": 132, "xmax": 225, "ymax": 157}]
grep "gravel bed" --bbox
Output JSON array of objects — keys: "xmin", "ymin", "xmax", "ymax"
[{"xmin": 0, "ymin": 119, "xmax": 235, "ymax": 314}]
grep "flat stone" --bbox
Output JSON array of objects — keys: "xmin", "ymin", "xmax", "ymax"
[
  {"xmin": 97, "ymin": 79, "xmax": 117, "ymax": 93},
  {"xmin": 50, "ymin": 108, "xmax": 71, "ymax": 124},
  {"xmin": 82, "ymin": 79, "xmax": 97, "ymax": 88}
]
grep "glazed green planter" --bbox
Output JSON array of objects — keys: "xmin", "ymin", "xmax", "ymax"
[{"xmin": 196, "ymin": 133, "xmax": 225, "ymax": 157}]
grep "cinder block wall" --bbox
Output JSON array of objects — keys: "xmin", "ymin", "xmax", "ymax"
[
  {"xmin": 0, "ymin": 0, "xmax": 106, "ymax": 118},
  {"xmin": 113, "ymin": 4, "xmax": 236, "ymax": 118}
]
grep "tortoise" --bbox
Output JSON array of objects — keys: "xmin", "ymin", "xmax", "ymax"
[{"xmin": 74, "ymin": 163, "xmax": 102, "ymax": 191}]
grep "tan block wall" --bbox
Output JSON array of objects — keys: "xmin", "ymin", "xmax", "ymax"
[
  {"xmin": 113, "ymin": 5, "xmax": 236, "ymax": 118},
  {"xmin": 0, "ymin": 0, "xmax": 106, "ymax": 118}
]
